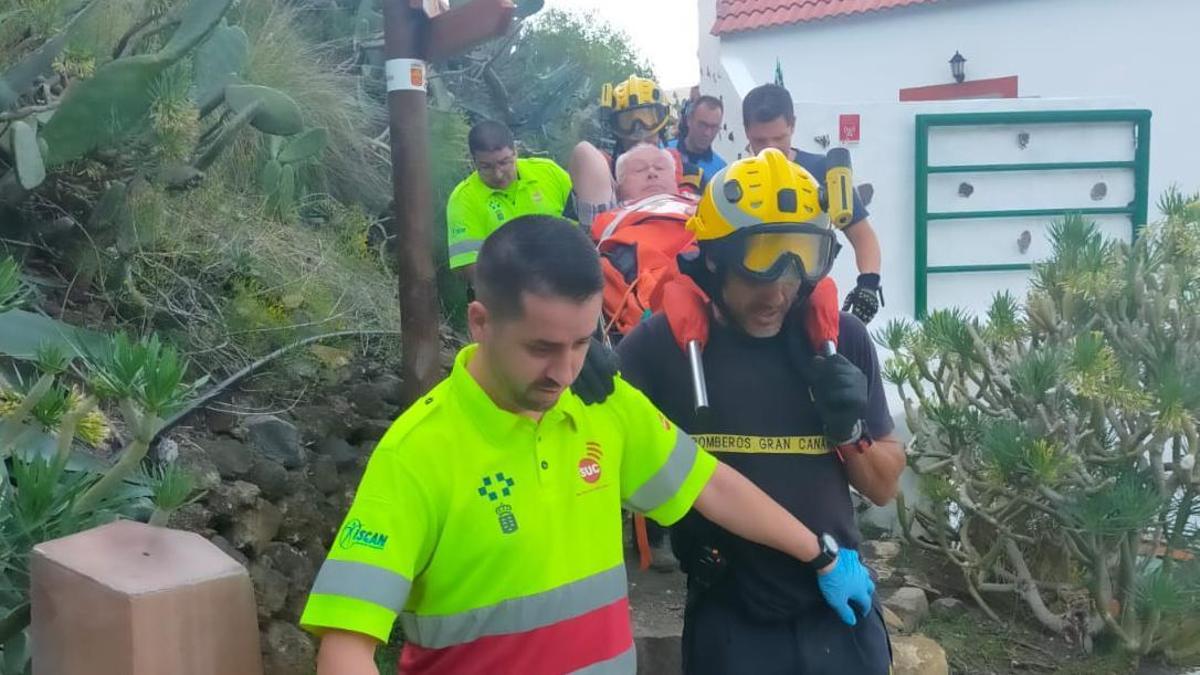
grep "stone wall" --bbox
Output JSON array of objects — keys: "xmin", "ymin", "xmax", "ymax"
[{"xmin": 165, "ymin": 373, "xmax": 408, "ymax": 675}]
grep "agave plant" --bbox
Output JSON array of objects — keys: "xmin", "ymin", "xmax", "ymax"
[{"xmin": 0, "ymin": 330, "xmax": 205, "ymax": 656}]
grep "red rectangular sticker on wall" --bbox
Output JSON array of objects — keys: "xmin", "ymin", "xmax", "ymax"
[{"xmin": 839, "ymin": 114, "xmax": 861, "ymax": 143}]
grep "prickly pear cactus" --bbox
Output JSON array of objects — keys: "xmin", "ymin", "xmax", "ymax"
[
  {"xmin": 193, "ymin": 20, "xmax": 249, "ymax": 106},
  {"xmin": 265, "ymin": 163, "xmax": 297, "ymax": 215},
  {"xmin": 38, "ymin": 0, "xmax": 234, "ymax": 166},
  {"xmin": 224, "ymin": 84, "xmax": 304, "ymax": 136},
  {"xmin": 10, "ymin": 121, "xmax": 46, "ymax": 190},
  {"xmin": 277, "ymin": 127, "xmax": 327, "ymax": 164},
  {"xmin": 192, "ymin": 103, "xmax": 258, "ymax": 171},
  {"xmin": 257, "ymin": 127, "xmax": 326, "ymax": 215}
]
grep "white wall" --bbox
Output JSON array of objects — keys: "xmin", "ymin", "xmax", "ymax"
[
  {"xmin": 833, "ymin": 99, "xmax": 1142, "ymax": 321},
  {"xmin": 697, "ymin": 0, "xmax": 1198, "ymax": 209}
]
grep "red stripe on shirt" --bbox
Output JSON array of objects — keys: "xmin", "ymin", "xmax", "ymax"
[{"xmin": 398, "ymin": 597, "xmax": 633, "ymax": 675}]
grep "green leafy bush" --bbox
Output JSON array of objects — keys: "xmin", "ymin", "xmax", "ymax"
[{"xmin": 888, "ymin": 192, "xmax": 1200, "ymax": 660}]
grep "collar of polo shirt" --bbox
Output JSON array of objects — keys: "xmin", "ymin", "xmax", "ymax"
[{"xmin": 448, "ymin": 344, "xmax": 580, "ymax": 441}]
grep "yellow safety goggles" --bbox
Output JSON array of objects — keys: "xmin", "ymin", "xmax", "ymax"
[
  {"xmin": 612, "ymin": 105, "xmax": 668, "ymax": 135},
  {"xmin": 735, "ymin": 225, "xmax": 840, "ymax": 283}
]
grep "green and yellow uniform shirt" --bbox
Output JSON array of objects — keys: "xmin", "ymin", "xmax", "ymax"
[
  {"xmin": 300, "ymin": 344, "xmax": 717, "ymax": 674},
  {"xmin": 446, "ymin": 157, "xmax": 572, "ymax": 269}
]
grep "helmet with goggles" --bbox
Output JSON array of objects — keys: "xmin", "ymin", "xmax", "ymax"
[
  {"xmin": 687, "ymin": 148, "xmax": 841, "ymax": 285},
  {"xmin": 600, "ymin": 75, "xmax": 670, "ymax": 141}
]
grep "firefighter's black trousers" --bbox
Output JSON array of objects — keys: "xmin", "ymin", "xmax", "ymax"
[{"xmin": 682, "ymin": 593, "xmax": 892, "ymax": 675}]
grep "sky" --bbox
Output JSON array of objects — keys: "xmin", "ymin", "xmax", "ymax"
[{"xmin": 541, "ymin": 0, "xmax": 700, "ymax": 89}]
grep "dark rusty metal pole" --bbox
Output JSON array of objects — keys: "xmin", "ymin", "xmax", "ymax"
[
  {"xmin": 384, "ymin": 1, "xmax": 440, "ymax": 406},
  {"xmin": 383, "ymin": 0, "xmax": 516, "ymax": 405}
]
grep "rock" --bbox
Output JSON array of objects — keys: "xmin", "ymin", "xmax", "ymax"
[
  {"xmin": 347, "ymin": 382, "xmax": 399, "ymax": 419},
  {"xmin": 227, "ymin": 498, "xmax": 283, "ymax": 554},
  {"xmin": 302, "ymin": 538, "xmax": 328, "ymax": 566},
  {"xmin": 861, "ymin": 540, "xmax": 902, "ymax": 562},
  {"xmin": 201, "ymin": 437, "xmax": 255, "ymax": 479},
  {"xmin": 153, "ymin": 437, "xmax": 179, "ymax": 463},
  {"xmin": 891, "ymin": 634, "xmax": 949, "ymax": 675},
  {"xmin": 282, "ymin": 586, "xmax": 310, "ymax": 624},
  {"xmin": 291, "ymin": 399, "xmax": 353, "ymax": 441},
  {"xmin": 314, "ymin": 436, "xmax": 359, "ymax": 469},
  {"xmin": 248, "ymin": 457, "xmax": 291, "ymax": 501},
  {"xmin": 205, "ymin": 407, "xmax": 238, "ymax": 435},
  {"xmin": 168, "ymin": 502, "xmax": 215, "ymax": 536},
  {"xmin": 250, "ymin": 562, "xmax": 289, "ymax": 620},
  {"xmin": 210, "ymin": 534, "xmax": 249, "ymax": 567},
  {"xmin": 871, "ymin": 562, "xmax": 900, "ymax": 587},
  {"xmin": 931, "ymin": 597, "xmax": 967, "ymax": 617},
  {"xmin": 208, "ymin": 480, "xmax": 262, "ymax": 518},
  {"xmin": 310, "ymin": 455, "xmax": 341, "ymax": 495},
  {"xmin": 352, "ymin": 418, "xmax": 394, "ymax": 444},
  {"xmin": 340, "ymin": 461, "xmax": 366, "ymax": 488},
  {"xmin": 376, "ymin": 373, "xmax": 405, "ymax": 405},
  {"xmin": 884, "ymin": 587, "xmax": 930, "ymax": 633},
  {"xmin": 882, "ymin": 606, "xmax": 907, "ymax": 633},
  {"xmin": 260, "ymin": 542, "xmax": 318, "ymax": 624},
  {"xmin": 278, "ymin": 493, "xmax": 328, "ymax": 545},
  {"xmin": 262, "ymin": 621, "xmax": 315, "ymax": 675},
  {"xmin": 903, "ymin": 573, "xmax": 938, "ymax": 596},
  {"xmin": 247, "ymin": 415, "xmax": 306, "ymax": 469},
  {"xmin": 285, "ymin": 469, "xmax": 315, "ymax": 498},
  {"xmin": 174, "ymin": 441, "xmax": 222, "ymax": 492},
  {"xmin": 262, "ymin": 542, "xmax": 315, "ymax": 589}
]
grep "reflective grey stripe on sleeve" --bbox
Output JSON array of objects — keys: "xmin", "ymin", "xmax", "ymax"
[
  {"xmin": 399, "ymin": 564, "xmax": 627, "ymax": 649},
  {"xmin": 310, "ymin": 558, "xmax": 412, "ymax": 613},
  {"xmin": 448, "ymin": 239, "xmax": 483, "ymax": 258},
  {"xmin": 624, "ymin": 431, "xmax": 699, "ymax": 514},
  {"xmin": 571, "ymin": 644, "xmax": 636, "ymax": 674}
]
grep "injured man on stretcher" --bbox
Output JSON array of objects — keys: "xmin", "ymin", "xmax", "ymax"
[{"xmin": 568, "ymin": 141, "xmax": 697, "ymax": 229}]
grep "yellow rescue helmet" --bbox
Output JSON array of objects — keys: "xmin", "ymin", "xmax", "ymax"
[
  {"xmin": 601, "ymin": 75, "xmax": 663, "ymax": 111},
  {"xmin": 687, "ymin": 148, "xmax": 839, "ymax": 283},
  {"xmin": 600, "ymin": 75, "xmax": 669, "ymax": 137}
]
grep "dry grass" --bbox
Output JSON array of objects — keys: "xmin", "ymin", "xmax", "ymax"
[
  {"xmin": 122, "ymin": 180, "xmax": 400, "ymax": 382},
  {"xmin": 219, "ymin": 0, "xmax": 392, "ymax": 213}
]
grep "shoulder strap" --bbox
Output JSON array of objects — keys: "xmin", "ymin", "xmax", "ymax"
[{"xmin": 596, "ymin": 194, "xmax": 693, "ymax": 245}]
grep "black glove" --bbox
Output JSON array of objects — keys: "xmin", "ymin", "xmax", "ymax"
[
  {"xmin": 842, "ymin": 273, "xmax": 884, "ymax": 324},
  {"xmin": 571, "ymin": 336, "xmax": 619, "ymax": 405},
  {"xmin": 807, "ymin": 352, "xmax": 869, "ymax": 447}
]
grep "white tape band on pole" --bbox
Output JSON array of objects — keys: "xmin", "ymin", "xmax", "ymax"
[{"xmin": 386, "ymin": 58, "xmax": 427, "ymax": 93}]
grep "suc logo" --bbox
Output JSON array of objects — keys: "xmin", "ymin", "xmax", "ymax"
[{"xmin": 578, "ymin": 441, "xmax": 603, "ymax": 484}]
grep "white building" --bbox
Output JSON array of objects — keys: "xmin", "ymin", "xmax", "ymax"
[
  {"xmin": 695, "ymin": 0, "xmax": 1197, "ymax": 527},
  {"xmin": 696, "ymin": 0, "xmax": 1199, "ymax": 321}
]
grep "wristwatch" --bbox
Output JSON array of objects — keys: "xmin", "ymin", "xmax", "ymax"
[
  {"xmin": 833, "ymin": 421, "xmax": 874, "ymax": 462},
  {"xmin": 806, "ymin": 533, "xmax": 840, "ymax": 571}
]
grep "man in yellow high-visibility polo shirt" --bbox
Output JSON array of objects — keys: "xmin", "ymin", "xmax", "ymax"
[
  {"xmin": 446, "ymin": 120, "xmax": 572, "ymax": 283},
  {"xmin": 301, "ymin": 215, "xmax": 877, "ymax": 675}
]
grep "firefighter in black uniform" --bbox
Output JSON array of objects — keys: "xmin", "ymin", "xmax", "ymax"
[{"xmin": 616, "ymin": 149, "xmax": 907, "ymax": 674}]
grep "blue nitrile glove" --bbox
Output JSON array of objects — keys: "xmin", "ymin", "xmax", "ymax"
[
  {"xmin": 816, "ymin": 548, "xmax": 876, "ymax": 626},
  {"xmin": 571, "ymin": 336, "xmax": 619, "ymax": 405}
]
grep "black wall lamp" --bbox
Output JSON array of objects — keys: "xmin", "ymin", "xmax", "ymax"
[{"xmin": 950, "ymin": 51, "xmax": 967, "ymax": 83}]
